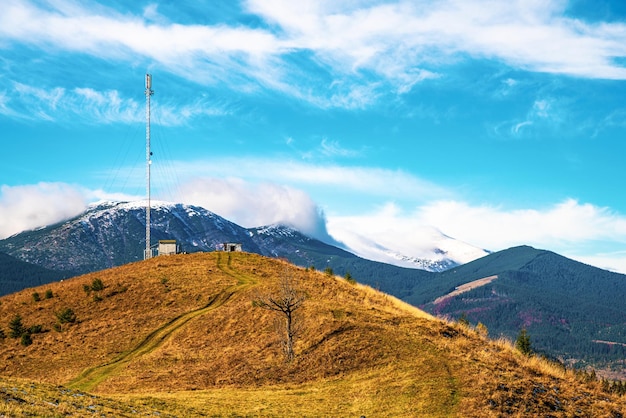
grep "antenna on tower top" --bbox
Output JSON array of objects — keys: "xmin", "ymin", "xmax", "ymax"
[{"xmin": 144, "ymin": 74, "xmax": 154, "ymax": 260}]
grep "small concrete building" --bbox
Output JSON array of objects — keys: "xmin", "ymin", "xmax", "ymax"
[
  {"xmin": 158, "ymin": 239, "xmax": 179, "ymax": 256},
  {"xmin": 220, "ymin": 242, "xmax": 242, "ymax": 252}
]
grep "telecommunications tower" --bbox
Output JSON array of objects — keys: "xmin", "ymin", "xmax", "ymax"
[{"xmin": 144, "ymin": 74, "xmax": 154, "ymax": 260}]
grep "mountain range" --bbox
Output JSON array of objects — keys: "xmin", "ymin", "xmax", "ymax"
[
  {"xmin": 1, "ymin": 200, "xmax": 625, "ymax": 376},
  {"xmin": 0, "ymin": 201, "xmax": 487, "ymax": 274}
]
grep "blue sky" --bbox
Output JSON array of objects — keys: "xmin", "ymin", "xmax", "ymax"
[{"xmin": 2, "ymin": 0, "xmax": 626, "ymax": 271}]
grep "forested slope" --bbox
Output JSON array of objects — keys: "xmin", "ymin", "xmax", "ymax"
[
  {"xmin": 0, "ymin": 252, "xmax": 68, "ymax": 296},
  {"xmin": 409, "ymin": 246, "xmax": 626, "ymax": 371}
]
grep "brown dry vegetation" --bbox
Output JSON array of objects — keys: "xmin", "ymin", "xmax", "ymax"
[{"xmin": 0, "ymin": 251, "xmax": 624, "ymax": 417}]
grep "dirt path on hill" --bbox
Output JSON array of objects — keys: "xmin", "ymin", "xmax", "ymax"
[{"xmin": 67, "ymin": 253, "xmax": 257, "ymax": 393}]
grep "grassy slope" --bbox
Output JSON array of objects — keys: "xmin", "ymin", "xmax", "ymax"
[{"xmin": 0, "ymin": 252, "xmax": 624, "ymax": 417}]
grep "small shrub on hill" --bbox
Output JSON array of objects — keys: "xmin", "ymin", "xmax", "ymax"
[
  {"xmin": 20, "ymin": 332, "xmax": 33, "ymax": 346},
  {"xmin": 7, "ymin": 315, "xmax": 42, "ymax": 345},
  {"xmin": 85, "ymin": 279, "xmax": 111, "ymax": 300},
  {"xmin": 32, "ymin": 292, "xmax": 41, "ymax": 302},
  {"xmin": 515, "ymin": 328, "xmax": 532, "ymax": 356},
  {"xmin": 28, "ymin": 324, "xmax": 43, "ymax": 334},
  {"xmin": 344, "ymin": 272, "xmax": 356, "ymax": 285},
  {"xmin": 9, "ymin": 314, "xmax": 26, "ymax": 338},
  {"xmin": 44, "ymin": 289, "xmax": 53, "ymax": 299},
  {"xmin": 324, "ymin": 267, "xmax": 334, "ymax": 277},
  {"xmin": 56, "ymin": 308, "xmax": 77, "ymax": 325},
  {"xmin": 91, "ymin": 278, "xmax": 104, "ymax": 291}
]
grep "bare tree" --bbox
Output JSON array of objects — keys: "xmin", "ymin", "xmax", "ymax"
[{"xmin": 253, "ymin": 273, "xmax": 307, "ymax": 362}]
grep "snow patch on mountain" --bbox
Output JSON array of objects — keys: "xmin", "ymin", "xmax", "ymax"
[
  {"xmin": 328, "ymin": 224, "xmax": 489, "ymax": 272},
  {"xmin": 251, "ymin": 224, "xmax": 300, "ymax": 238}
]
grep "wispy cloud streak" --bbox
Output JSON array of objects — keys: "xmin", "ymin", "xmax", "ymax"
[
  {"xmin": 2, "ymin": 0, "xmax": 626, "ymax": 112},
  {"xmin": 0, "ymin": 82, "xmax": 228, "ymax": 125},
  {"xmin": 164, "ymin": 157, "xmax": 450, "ymax": 202}
]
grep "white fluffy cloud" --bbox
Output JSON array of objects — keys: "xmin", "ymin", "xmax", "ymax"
[
  {"xmin": 0, "ymin": 183, "xmax": 145, "ymax": 239},
  {"xmin": 415, "ymin": 198, "xmax": 626, "ymax": 250},
  {"xmin": 175, "ymin": 177, "xmax": 334, "ymax": 243},
  {"xmin": 0, "ymin": 183, "xmax": 87, "ymax": 239},
  {"xmin": 327, "ymin": 198, "xmax": 626, "ymax": 273}
]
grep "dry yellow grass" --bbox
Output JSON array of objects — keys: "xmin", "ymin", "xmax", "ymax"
[{"xmin": 0, "ymin": 252, "xmax": 624, "ymax": 417}]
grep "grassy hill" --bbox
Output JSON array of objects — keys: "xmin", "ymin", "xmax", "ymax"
[{"xmin": 0, "ymin": 252, "xmax": 624, "ymax": 417}]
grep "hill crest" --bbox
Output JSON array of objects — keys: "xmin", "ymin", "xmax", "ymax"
[{"xmin": 0, "ymin": 252, "xmax": 624, "ymax": 416}]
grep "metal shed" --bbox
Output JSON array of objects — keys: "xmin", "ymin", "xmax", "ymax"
[
  {"xmin": 220, "ymin": 242, "xmax": 242, "ymax": 252},
  {"xmin": 158, "ymin": 239, "xmax": 179, "ymax": 256}
]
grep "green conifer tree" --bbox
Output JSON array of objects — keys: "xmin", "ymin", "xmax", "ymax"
[
  {"xmin": 9, "ymin": 314, "xmax": 26, "ymax": 338},
  {"xmin": 515, "ymin": 328, "xmax": 532, "ymax": 356},
  {"xmin": 20, "ymin": 333, "xmax": 32, "ymax": 346}
]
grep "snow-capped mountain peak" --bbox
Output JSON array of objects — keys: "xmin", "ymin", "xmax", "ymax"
[
  {"xmin": 1, "ymin": 201, "xmax": 489, "ymax": 276},
  {"xmin": 328, "ymin": 224, "xmax": 489, "ymax": 272}
]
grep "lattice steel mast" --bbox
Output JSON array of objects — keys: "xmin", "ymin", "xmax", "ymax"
[{"xmin": 144, "ymin": 74, "xmax": 154, "ymax": 260}]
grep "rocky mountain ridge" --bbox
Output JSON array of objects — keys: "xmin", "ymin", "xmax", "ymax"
[{"xmin": 0, "ymin": 200, "xmax": 476, "ymax": 275}]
